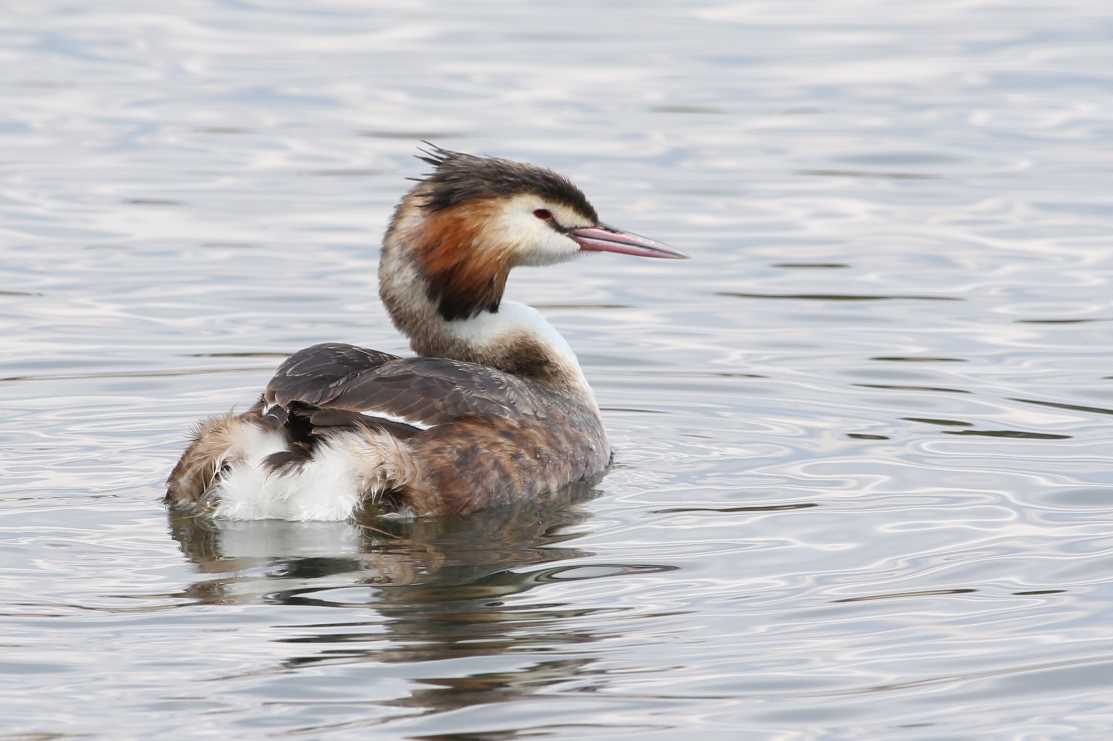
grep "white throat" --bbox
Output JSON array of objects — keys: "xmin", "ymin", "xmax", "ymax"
[{"xmin": 445, "ymin": 301, "xmax": 578, "ymax": 368}]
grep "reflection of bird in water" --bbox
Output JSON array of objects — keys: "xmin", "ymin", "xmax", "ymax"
[
  {"xmin": 169, "ymin": 488, "xmax": 600, "ymax": 707},
  {"xmin": 167, "ymin": 487, "xmax": 676, "ymax": 725},
  {"xmin": 168, "ymin": 480, "xmax": 599, "ymax": 601},
  {"xmin": 166, "ymin": 144, "xmax": 684, "ymax": 520}
]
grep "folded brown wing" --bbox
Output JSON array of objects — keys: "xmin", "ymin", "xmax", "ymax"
[
  {"xmin": 263, "ymin": 342, "xmax": 549, "ymax": 426},
  {"xmin": 264, "ymin": 342, "xmax": 399, "ymax": 409}
]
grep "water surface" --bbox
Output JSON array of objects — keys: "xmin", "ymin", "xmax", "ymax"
[{"xmin": 2, "ymin": 1, "xmax": 1113, "ymax": 737}]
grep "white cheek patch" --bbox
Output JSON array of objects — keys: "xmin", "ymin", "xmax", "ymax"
[{"xmin": 488, "ymin": 195, "xmax": 593, "ymax": 267}]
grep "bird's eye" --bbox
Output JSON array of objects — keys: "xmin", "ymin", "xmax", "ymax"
[{"xmin": 533, "ymin": 208, "xmax": 553, "ymax": 220}]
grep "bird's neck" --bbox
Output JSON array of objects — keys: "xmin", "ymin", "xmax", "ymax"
[{"xmin": 378, "ymin": 232, "xmax": 594, "ymax": 403}]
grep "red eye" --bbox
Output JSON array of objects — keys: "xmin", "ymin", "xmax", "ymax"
[{"xmin": 533, "ymin": 208, "xmax": 552, "ymax": 220}]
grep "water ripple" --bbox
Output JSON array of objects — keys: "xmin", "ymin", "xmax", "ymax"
[{"xmin": 2, "ymin": 0, "xmax": 1113, "ymax": 737}]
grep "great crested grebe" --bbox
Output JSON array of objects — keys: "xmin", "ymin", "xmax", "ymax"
[{"xmin": 166, "ymin": 144, "xmax": 685, "ymax": 520}]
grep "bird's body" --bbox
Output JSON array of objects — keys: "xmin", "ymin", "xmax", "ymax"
[{"xmin": 166, "ymin": 145, "xmax": 683, "ymax": 520}]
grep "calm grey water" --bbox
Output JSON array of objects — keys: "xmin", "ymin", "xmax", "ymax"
[{"xmin": 2, "ymin": 1, "xmax": 1113, "ymax": 738}]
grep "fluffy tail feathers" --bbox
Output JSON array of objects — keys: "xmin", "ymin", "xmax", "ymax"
[{"xmin": 165, "ymin": 408, "xmax": 420, "ymax": 521}]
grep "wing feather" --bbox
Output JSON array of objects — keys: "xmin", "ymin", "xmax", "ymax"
[
  {"xmin": 264, "ymin": 342, "xmax": 399, "ymax": 408},
  {"xmin": 263, "ymin": 343, "xmax": 551, "ymax": 427}
]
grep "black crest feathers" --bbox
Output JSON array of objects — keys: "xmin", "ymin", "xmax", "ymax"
[{"xmin": 412, "ymin": 142, "xmax": 598, "ymax": 223}]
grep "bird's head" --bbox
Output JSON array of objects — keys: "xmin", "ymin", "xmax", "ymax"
[{"xmin": 383, "ymin": 144, "xmax": 685, "ymax": 321}]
